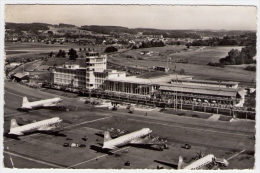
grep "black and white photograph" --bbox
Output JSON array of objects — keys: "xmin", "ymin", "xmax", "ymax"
[{"xmin": 2, "ymin": 3, "xmax": 258, "ymax": 170}]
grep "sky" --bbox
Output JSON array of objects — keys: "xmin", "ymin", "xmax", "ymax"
[{"xmin": 5, "ymin": 5, "xmax": 257, "ymax": 30}]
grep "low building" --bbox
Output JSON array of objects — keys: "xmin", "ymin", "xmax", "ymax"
[
  {"xmin": 102, "ymin": 71, "xmax": 245, "ymax": 106},
  {"xmin": 153, "ymin": 66, "xmax": 170, "ymax": 72},
  {"xmin": 103, "ymin": 72, "xmax": 192, "ymax": 95},
  {"xmin": 10, "ymin": 73, "xmax": 30, "ymax": 82}
]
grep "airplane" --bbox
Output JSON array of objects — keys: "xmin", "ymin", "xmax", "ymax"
[
  {"xmin": 102, "ymin": 128, "xmax": 168, "ymax": 151},
  {"xmin": 178, "ymin": 154, "xmax": 229, "ymax": 170},
  {"xmin": 155, "ymin": 152, "xmax": 229, "ymax": 170},
  {"xmin": 20, "ymin": 96, "xmax": 63, "ymax": 110},
  {"xmin": 8, "ymin": 117, "xmax": 63, "ymax": 136}
]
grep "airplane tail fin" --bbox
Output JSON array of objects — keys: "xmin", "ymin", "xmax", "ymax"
[
  {"xmin": 103, "ymin": 131, "xmax": 112, "ymax": 143},
  {"xmin": 22, "ymin": 97, "xmax": 30, "ymax": 106},
  {"xmin": 10, "ymin": 119, "xmax": 19, "ymax": 129},
  {"xmin": 178, "ymin": 156, "xmax": 183, "ymax": 170}
]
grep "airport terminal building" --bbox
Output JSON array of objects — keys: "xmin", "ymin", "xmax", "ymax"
[
  {"xmin": 102, "ymin": 73, "xmax": 245, "ymax": 106},
  {"xmin": 51, "ymin": 52, "xmax": 245, "ymax": 107}
]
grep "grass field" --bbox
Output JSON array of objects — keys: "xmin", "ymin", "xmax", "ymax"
[
  {"xmin": 120, "ymin": 45, "xmax": 243, "ymax": 65},
  {"xmin": 110, "ymin": 45, "xmax": 255, "ymax": 85},
  {"xmin": 161, "ymin": 109, "xmax": 212, "ymax": 119},
  {"xmin": 5, "ymin": 42, "xmax": 107, "ymax": 57},
  {"xmin": 5, "ymin": 43, "xmax": 256, "ymax": 86}
]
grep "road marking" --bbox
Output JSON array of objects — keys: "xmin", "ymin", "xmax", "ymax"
[
  {"xmin": 65, "ymin": 116, "xmax": 112, "ymax": 129},
  {"xmin": 4, "ymin": 151, "xmax": 65, "ymax": 168},
  {"xmin": 67, "ymin": 146, "xmax": 131, "ymax": 168},
  {"xmin": 5, "ymin": 90, "xmax": 23, "ymax": 98},
  {"xmin": 227, "ymin": 149, "xmax": 246, "ymax": 161},
  {"xmin": 129, "ymin": 119, "xmax": 252, "ymax": 137}
]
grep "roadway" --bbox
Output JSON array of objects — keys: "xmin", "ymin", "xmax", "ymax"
[{"xmin": 3, "ymin": 80, "xmax": 255, "ymax": 169}]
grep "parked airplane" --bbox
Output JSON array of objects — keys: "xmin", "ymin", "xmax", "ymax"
[
  {"xmin": 155, "ymin": 153, "xmax": 229, "ymax": 170},
  {"xmin": 8, "ymin": 117, "xmax": 63, "ymax": 135},
  {"xmin": 102, "ymin": 128, "xmax": 167, "ymax": 151},
  {"xmin": 20, "ymin": 96, "xmax": 63, "ymax": 110},
  {"xmin": 178, "ymin": 154, "xmax": 229, "ymax": 170}
]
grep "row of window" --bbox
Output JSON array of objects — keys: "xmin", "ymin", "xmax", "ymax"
[
  {"xmin": 28, "ymin": 121, "xmax": 53, "ymax": 131},
  {"xmin": 191, "ymin": 161, "xmax": 211, "ymax": 170},
  {"xmin": 120, "ymin": 133, "xmax": 145, "ymax": 144}
]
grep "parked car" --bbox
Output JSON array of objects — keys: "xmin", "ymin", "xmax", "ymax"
[
  {"xmin": 63, "ymin": 143, "xmax": 86, "ymax": 148},
  {"xmin": 182, "ymin": 143, "xmax": 191, "ymax": 149}
]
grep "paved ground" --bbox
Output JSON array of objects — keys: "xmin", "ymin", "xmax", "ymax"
[
  {"xmin": 3, "ymin": 80, "xmax": 256, "ymax": 169},
  {"xmin": 207, "ymin": 114, "xmax": 221, "ymax": 121}
]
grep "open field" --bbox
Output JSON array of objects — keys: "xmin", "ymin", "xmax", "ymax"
[
  {"xmin": 120, "ymin": 45, "xmax": 243, "ymax": 65},
  {"xmin": 109, "ymin": 47, "xmax": 255, "ymax": 85},
  {"xmin": 110, "ymin": 57, "xmax": 255, "ymax": 84},
  {"xmin": 5, "ymin": 42, "xmax": 107, "ymax": 57},
  {"xmin": 5, "ymin": 42, "xmax": 255, "ymax": 86},
  {"xmin": 3, "ymin": 81, "xmax": 255, "ymax": 169},
  {"xmin": 108, "ymin": 45, "xmax": 255, "ymax": 85}
]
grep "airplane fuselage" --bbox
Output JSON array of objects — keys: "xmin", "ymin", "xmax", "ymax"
[
  {"xmin": 21, "ymin": 98, "xmax": 62, "ymax": 109},
  {"xmin": 103, "ymin": 128, "xmax": 152, "ymax": 149},
  {"xmin": 184, "ymin": 154, "xmax": 215, "ymax": 170},
  {"xmin": 9, "ymin": 117, "xmax": 62, "ymax": 135}
]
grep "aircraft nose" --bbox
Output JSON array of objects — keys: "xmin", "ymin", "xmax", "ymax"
[
  {"xmin": 148, "ymin": 129, "xmax": 152, "ymax": 133},
  {"xmin": 223, "ymin": 159, "xmax": 229, "ymax": 167}
]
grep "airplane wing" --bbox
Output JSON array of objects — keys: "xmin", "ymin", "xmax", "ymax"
[
  {"xmin": 103, "ymin": 145, "xmax": 119, "ymax": 150},
  {"xmin": 154, "ymin": 160, "xmax": 178, "ymax": 169},
  {"xmin": 130, "ymin": 136, "xmax": 165, "ymax": 145},
  {"xmin": 37, "ymin": 125, "xmax": 55, "ymax": 131},
  {"xmin": 43, "ymin": 103, "xmax": 56, "ymax": 107},
  {"xmin": 9, "ymin": 132, "xmax": 24, "ymax": 136},
  {"xmin": 21, "ymin": 106, "xmax": 32, "ymax": 109}
]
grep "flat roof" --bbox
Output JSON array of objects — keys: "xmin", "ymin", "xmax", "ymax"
[
  {"xmin": 136, "ymin": 72, "xmax": 170, "ymax": 79},
  {"xmin": 12, "ymin": 73, "xmax": 28, "ymax": 78},
  {"xmin": 105, "ymin": 74, "xmax": 193, "ymax": 85},
  {"xmin": 160, "ymin": 84, "xmax": 238, "ymax": 97},
  {"xmin": 56, "ymin": 67, "xmax": 86, "ymax": 70},
  {"xmin": 172, "ymin": 79, "xmax": 239, "ymax": 85}
]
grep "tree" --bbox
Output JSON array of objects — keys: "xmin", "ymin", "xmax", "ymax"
[
  {"xmin": 79, "ymin": 48, "xmax": 82, "ymax": 52},
  {"xmin": 49, "ymin": 52, "xmax": 53, "ymax": 57},
  {"xmin": 56, "ymin": 49, "xmax": 66, "ymax": 58},
  {"xmin": 68, "ymin": 48, "xmax": 78, "ymax": 60},
  {"xmin": 47, "ymin": 31, "xmax": 53, "ymax": 37},
  {"xmin": 180, "ymin": 69, "xmax": 185, "ymax": 75},
  {"xmin": 105, "ymin": 46, "xmax": 118, "ymax": 53},
  {"xmin": 186, "ymin": 43, "xmax": 191, "ymax": 49}
]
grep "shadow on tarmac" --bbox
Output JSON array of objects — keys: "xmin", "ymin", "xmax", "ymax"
[
  {"xmin": 16, "ymin": 106, "xmax": 66, "ymax": 112},
  {"xmin": 4, "ymin": 131, "xmax": 67, "ymax": 140},
  {"xmin": 90, "ymin": 145, "xmax": 114, "ymax": 155}
]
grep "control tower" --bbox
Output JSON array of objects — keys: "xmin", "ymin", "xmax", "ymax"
[{"xmin": 85, "ymin": 52, "xmax": 107, "ymax": 89}]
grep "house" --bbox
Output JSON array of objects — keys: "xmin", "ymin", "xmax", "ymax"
[{"xmin": 140, "ymin": 51, "xmax": 153, "ymax": 55}]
